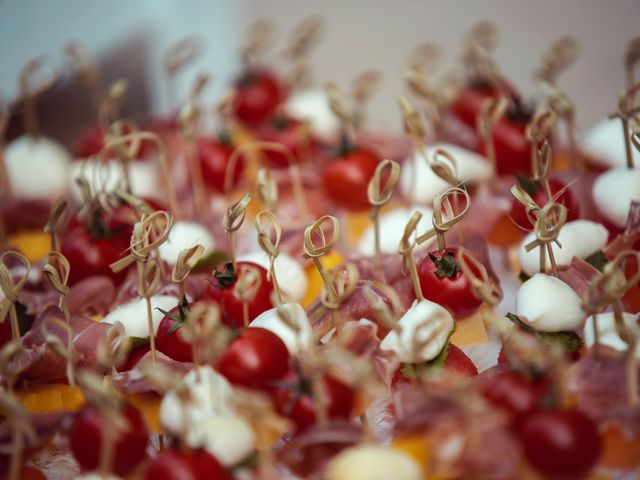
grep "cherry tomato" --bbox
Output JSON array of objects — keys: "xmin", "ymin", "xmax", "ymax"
[
  {"xmin": 480, "ymin": 110, "xmax": 532, "ymax": 176},
  {"xmin": 417, "ymin": 247, "xmax": 483, "ymax": 318},
  {"xmin": 391, "ymin": 344, "xmax": 477, "ymax": 388},
  {"xmin": 481, "ymin": 370, "xmax": 550, "ymax": 426},
  {"xmin": 145, "ymin": 448, "xmax": 230, "ymax": 480},
  {"xmin": 116, "ymin": 344, "xmax": 150, "ymax": 372},
  {"xmin": 509, "ymin": 177, "xmax": 580, "ymax": 229},
  {"xmin": 322, "ymin": 148, "xmax": 380, "ymax": 211},
  {"xmin": 272, "ymin": 370, "xmax": 355, "ymax": 433},
  {"xmin": 156, "ymin": 303, "xmax": 194, "ymax": 363},
  {"xmin": 231, "ymin": 69, "xmax": 284, "ymax": 126},
  {"xmin": 217, "ymin": 327, "xmax": 289, "ymax": 389},
  {"xmin": 69, "ymin": 402, "xmax": 149, "ymax": 476},
  {"xmin": 518, "ymin": 408, "xmax": 602, "ymax": 479},
  {"xmin": 198, "ymin": 138, "xmax": 245, "ymax": 193},
  {"xmin": 207, "ymin": 262, "xmax": 274, "ymax": 328},
  {"xmin": 74, "ymin": 123, "xmax": 153, "ymax": 159},
  {"xmin": 256, "ymin": 115, "xmax": 313, "ymax": 168},
  {"xmin": 623, "ymin": 252, "xmax": 640, "ymax": 313},
  {"xmin": 443, "ymin": 344, "xmax": 478, "ymax": 377},
  {"xmin": 449, "ymin": 80, "xmax": 501, "ymax": 127},
  {"xmin": 61, "ymin": 220, "xmax": 132, "ymax": 287}
]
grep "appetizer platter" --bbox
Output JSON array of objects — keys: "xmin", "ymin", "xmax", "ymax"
[{"xmin": 0, "ymin": 17, "xmax": 639, "ymax": 480}]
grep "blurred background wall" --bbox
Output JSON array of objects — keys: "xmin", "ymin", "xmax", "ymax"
[{"xmin": 1, "ymin": 0, "xmax": 638, "ymax": 138}]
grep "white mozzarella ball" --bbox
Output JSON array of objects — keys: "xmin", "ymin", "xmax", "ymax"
[
  {"xmin": 187, "ymin": 415, "xmax": 255, "ymax": 467},
  {"xmin": 249, "ymin": 302, "xmax": 314, "ymax": 354},
  {"xmin": 285, "ymin": 88, "xmax": 338, "ymax": 137},
  {"xmin": 582, "ymin": 117, "xmax": 638, "ymax": 169},
  {"xmin": 584, "ymin": 311, "xmax": 640, "ymax": 358},
  {"xmin": 238, "ymin": 250, "xmax": 307, "ymax": 302},
  {"xmin": 101, "ymin": 295, "xmax": 178, "ymax": 337},
  {"xmin": 380, "ymin": 299, "xmax": 455, "ymax": 363},
  {"xmin": 158, "ymin": 221, "xmax": 216, "ymax": 266},
  {"xmin": 356, "ymin": 206, "xmax": 435, "ymax": 256},
  {"xmin": 400, "ymin": 142, "xmax": 493, "ymax": 203},
  {"xmin": 326, "ymin": 445, "xmax": 421, "ymax": 480},
  {"xmin": 592, "ymin": 167, "xmax": 640, "ymax": 228},
  {"xmin": 5, "ymin": 135, "xmax": 71, "ymax": 199},
  {"xmin": 160, "ymin": 366, "xmax": 236, "ymax": 437},
  {"xmin": 69, "ymin": 158, "xmax": 163, "ymax": 202},
  {"xmin": 518, "ymin": 220, "xmax": 609, "ymax": 276},
  {"xmin": 516, "ymin": 274, "xmax": 584, "ymax": 332}
]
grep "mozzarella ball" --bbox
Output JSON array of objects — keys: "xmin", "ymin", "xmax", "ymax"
[
  {"xmin": 69, "ymin": 158, "xmax": 163, "ymax": 202},
  {"xmin": 238, "ymin": 250, "xmax": 307, "ymax": 302},
  {"xmin": 518, "ymin": 220, "xmax": 609, "ymax": 276},
  {"xmin": 380, "ymin": 299, "xmax": 455, "ymax": 363},
  {"xmin": 5, "ymin": 135, "xmax": 71, "ymax": 199},
  {"xmin": 356, "ymin": 206, "xmax": 435, "ymax": 256},
  {"xmin": 400, "ymin": 143, "xmax": 493, "ymax": 204},
  {"xmin": 101, "ymin": 295, "xmax": 178, "ymax": 337},
  {"xmin": 516, "ymin": 274, "xmax": 584, "ymax": 332},
  {"xmin": 285, "ymin": 88, "xmax": 338, "ymax": 138},
  {"xmin": 158, "ymin": 221, "xmax": 216, "ymax": 265},
  {"xmin": 249, "ymin": 302, "xmax": 314, "ymax": 354},
  {"xmin": 187, "ymin": 415, "xmax": 255, "ymax": 467},
  {"xmin": 584, "ymin": 311, "xmax": 640, "ymax": 358},
  {"xmin": 592, "ymin": 167, "xmax": 640, "ymax": 228},
  {"xmin": 582, "ymin": 117, "xmax": 639, "ymax": 169},
  {"xmin": 326, "ymin": 445, "xmax": 421, "ymax": 480},
  {"xmin": 160, "ymin": 366, "xmax": 236, "ymax": 437}
]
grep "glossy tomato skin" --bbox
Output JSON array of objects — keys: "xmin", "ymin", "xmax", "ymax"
[
  {"xmin": 256, "ymin": 116, "xmax": 312, "ymax": 168},
  {"xmin": 198, "ymin": 138, "xmax": 244, "ymax": 193},
  {"xmin": 272, "ymin": 371, "xmax": 355, "ymax": 433},
  {"xmin": 518, "ymin": 408, "xmax": 602, "ymax": 480},
  {"xmin": 156, "ymin": 305, "xmax": 193, "ymax": 363},
  {"xmin": 145, "ymin": 448, "xmax": 230, "ymax": 480},
  {"xmin": 390, "ymin": 344, "xmax": 477, "ymax": 388},
  {"xmin": 232, "ymin": 69, "xmax": 284, "ymax": 126},
  {"xmin": 217, "ymin": 327, "xmax": 289, "ymax": 389},
  {"xmin": 69, "ymin": 402, "xmax": 149, "ymax": 476},
  {"xmin": 207, "ymin": 261, "xmax": 274, "ymax": 328},
  {"xmin": 322, "ymin": 148, "xmax": 380, "ymax": 211},
  {"xmin": 483, "ymin": 116, "xmax": 531, "ymax": 176},
  {"xmin": 75, "ymin": 123, "xmax": 153, "ymax": 159},
  {"xmin": 417, "ymin": 247, "xmax": 483, "ymax": 318},
  {"xmin": 116, "ymin": 344, "xmax": 150, "ymax": 372},
  {"xmin": 510, "ymin": 177, "xmax": 580, "ymax": 230},
  {"xmin": 61, "ymin": 223, "xmax": 132, "ymax": 287},
  {"xmin": 450, "ymin": 83, "xmax": 499, "ymax": 127}
]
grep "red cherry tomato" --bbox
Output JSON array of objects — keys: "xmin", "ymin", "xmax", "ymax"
[
  {"xmin": 322, "ymin": 148, "xmax": 380, "ymax": 211},
  {"xmin": 207, "ymin": 262, "xmax": 274, "ymax": 328},
  {"xmin": 417, "ymin": 247, "xmax": 483, "ymax": 318},
  {"xmin": 217, "ymin": 327, "xmax": 289, "ymax": 389},
  {"xmin": 509, "ymin": 177, "xmax": 580, "ymax": 229},
  {"xmin": 449, "ymin": 81, "xmax": 500, "ymax": 127},
  {"xmin": 272, "ymin": 370, "xmax": 355, "ymax": 433},
  {"xmin": 481, "ymin": 370, "xmax": 550, "ymax": 426},
  {"xmin": 116, "ymin": 344, "xmax": 150, "ymax": 372},
  {"xmin": 145, "ymin": 448, "xmax": 230, "ymax": 480},
  {"xmin": 443, "ymin": 344, "xmax": 478, "ymax": 376},
  {"xmin": 198, "ymin": 138, "xmax": 245, "ymax": 193},
  {"xmin": 69, "ymin": 402, "xmax": 149, "ymax": 476},
  {"xmin": 61, "ymin": 221, "xmax": 132, "ymax": 287},
  {"xmin": 391, "ymin": 344, "xmax": 477, "ymax": 389},
  {"xmin": 518, "ymin": 408, "xmax": 602, "ymax": 479},
  {"xmin": 480, "ymin": 113, "xmax": 531, "ymax": 176},
  {"xmin": 231, "ymin": 69, "xmax": 284, "ymax": 126},
  {"xmin": 156, "ymin": 304, "xmax": 194, "ymax": 363},
  {"xmin": 74, "ymin": 123, "xmax": 153, "ymax": 159},
  {"xmin": 256, "ymin": 115, "xmax": 313, "ymax": 168}
]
